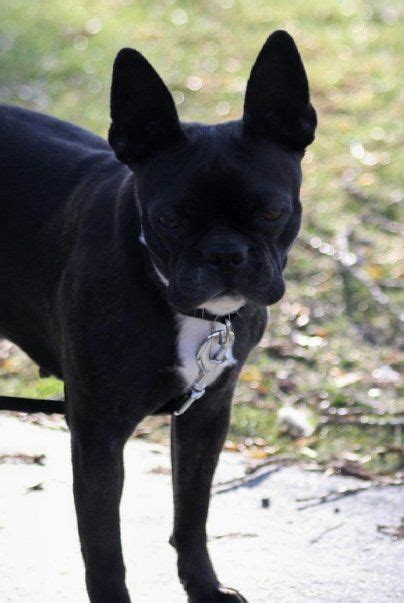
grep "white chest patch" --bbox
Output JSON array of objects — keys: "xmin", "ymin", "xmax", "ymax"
[{"xmin": 175, "ymin": 314, "xmax": 236, "ymax": 390}]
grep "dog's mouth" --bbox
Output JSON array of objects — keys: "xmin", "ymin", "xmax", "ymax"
[
  {"xmin": 198, "ymin": 290, "xmax": 246, "ymax": 316},
  {"xmin": 164, "ymin": 251, "xmax": 286, "ymax": 315},
  {"xmin": 167, "ymin": 281, "xmax": 247, "ymax": 316}
]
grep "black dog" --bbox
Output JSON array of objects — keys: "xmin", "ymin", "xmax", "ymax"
[{"xmin": 0, "ymin": 30, "xmax": 316, "ymax": 602}]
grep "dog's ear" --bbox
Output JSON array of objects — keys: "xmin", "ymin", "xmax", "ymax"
[
  {"xmin": 243, "ymin": 30, "xmax": 317, "ymax": 151},
  {"xmin": 109, "ymin": 48, "xmax": 185, "ymax": 164}
]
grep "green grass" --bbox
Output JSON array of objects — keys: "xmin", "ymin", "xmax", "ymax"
[{"xmin": 1, "ymin": 0, "xmax": 403, "ymax": 475}]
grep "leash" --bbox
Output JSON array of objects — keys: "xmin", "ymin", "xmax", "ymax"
[
  {"xmin": 0, "ymin": 394, "xmax": 64, "ymax": 414},
  {"xmin": 0, "ymin": 315, "xmax": 236, "ymax": 417},
  {"xmin": 0, "ymin": 242, "xmax": 238, "ymax": 417}
]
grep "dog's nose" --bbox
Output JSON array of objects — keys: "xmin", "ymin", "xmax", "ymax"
[{"xmin": 204, "ymin": 243, "xmax": 249, "ymax": 269}]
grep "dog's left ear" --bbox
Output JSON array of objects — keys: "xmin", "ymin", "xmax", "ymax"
[
  {"xmin": 109, "ymin": 48, "xmax": 185, "ymax": 164},
  {"xmin": 243, "ymin": 30, "xmax": 317, "ymax": 151}
]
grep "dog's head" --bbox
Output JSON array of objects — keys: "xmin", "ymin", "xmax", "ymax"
[{"xmin": 109, "ymin": 31, "xmax": 317, "ymax": 315}]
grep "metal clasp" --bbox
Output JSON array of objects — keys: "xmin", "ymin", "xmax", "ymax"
[
  {"xmin": 174, "ymin": 318, "xmax": 235, "ymax": 416},
  {"xmin": 196, "ymin": 318, "xmax": 235, "ymax": 370}
]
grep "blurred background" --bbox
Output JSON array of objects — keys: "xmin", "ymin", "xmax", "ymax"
[{"xmin": 0, "ymin": 0, "xmax": 403, "ymax": 478}]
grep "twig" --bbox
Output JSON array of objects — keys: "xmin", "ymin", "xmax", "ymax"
[
  {"xmin": 212, "ymin": 454, "xmax": 295, "ymax": 495},
  {"xmin": 342, "ymin": 182, "xmax": 403, "ymax": 210},
  {"xmin": 380, "ymin": 278, "xmax": 404, "ymax": 289},
  {"xmin": 244, "ymin": 453, "xmax": 296, "ymax": 475},
  {"xmin": 323, "ymin": 408, "xmax": 404, "ymax": 417},
  {"xmin": 25, "ymin": 482, "xmax": 44, "ymax": 493},
  {"xmin": 297, "ymin": 480, "xmax": 404, "ymax": 510},
  {"xmin": 297, "ymin": 484, "xmax": 372, "ymax": 509},
  {"xmin": 377, "ymin": 521, "xmax": 404, "ymax": 540},
  {"xmin": 212, "ymin": 465, "xmax": 281, "ymax": 495},
  {"xmin": 0, "ymin": 453, "xmax": 45, "ymax": 465},
  {"xmin": 310, "ymin": 522, "xmax": 344, "ymax": 544},
  {"xmin": 297, "ymin": 233, "xmax": 402, "ymax": 324},
  {"xmin": 361, "ymin": 213, "xmax": 404, "ymax": 235},
  {"xmin": 333, "ymin": 462, "xmax": 375, "ymax": 481},
  {"xmin": 210, "ymin": 532, "xmax": 258, "ymax": 540},
  {"xmin": 343, "ymin": 183, "xmax": 403, "ymax": 234},
  {"xmin": 319, "ymin": 416, "xmax": 404, "ymax": 428},
  {"xmin": 385, "ymin": 444, "xmax": 404, "ymax": 455}
]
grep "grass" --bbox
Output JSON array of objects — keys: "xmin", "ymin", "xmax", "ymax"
[{"xmin": 0, "ymin": 0, "xmax": 403, "ymax": 475}]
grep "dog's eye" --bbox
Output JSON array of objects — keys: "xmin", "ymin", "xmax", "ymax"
[
  {"xmin": 263, "ymin": 209, "xmax": 283, "ymax": 221},
  {"xmin": 159, "ymin": 214, "xmax": 179, "ymax": 230}
]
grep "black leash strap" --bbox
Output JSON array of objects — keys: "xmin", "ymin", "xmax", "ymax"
[
  {"xmin": 0, "ymin": 247, "xmax": 241, "ymax": 415},
  {"xmin": 0, "ymin": 394, "xmax": 65, "ymax": 414}
]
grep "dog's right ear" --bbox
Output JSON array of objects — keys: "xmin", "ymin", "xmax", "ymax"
[{"xmin": 109, "ymin": 48, "xmax": 185, "ymax": 164}]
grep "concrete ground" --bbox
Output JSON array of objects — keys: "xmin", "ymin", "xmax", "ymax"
[{"xmin": 0, "ymin": 414, "xmax": 403, "ymax": 603}]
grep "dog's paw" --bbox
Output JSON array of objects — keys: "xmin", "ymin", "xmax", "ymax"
[
  {"xmin": 216, "ymin": 585, "xmax": 248, "ymax": 602},
  {"xmin": 188, "ymin": 585, "xmax": 248, "ymax": 602}
]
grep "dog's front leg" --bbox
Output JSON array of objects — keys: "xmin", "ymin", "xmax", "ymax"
[
  {"xmin": 171, "ymin": 381, "xmax": 247, "ymax": 603},
  {"xmin": 69, "ymin": 403, "xmax": 134, "ymax": 603}
]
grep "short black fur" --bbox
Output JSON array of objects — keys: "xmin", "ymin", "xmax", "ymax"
[{"xmin": 0, "ymin": 30, "xmax": 316, "ymax": 602}]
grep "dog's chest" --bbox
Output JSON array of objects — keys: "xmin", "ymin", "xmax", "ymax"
[{"xmin": 175, "ymin": 315, "xmax": 236, "ymax": 389}]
